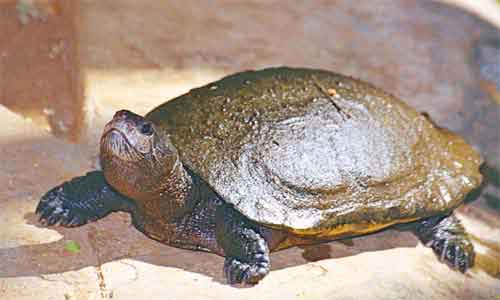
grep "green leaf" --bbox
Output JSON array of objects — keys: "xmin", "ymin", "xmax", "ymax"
[{"xmin": 64, "ymin": 240, "xmax": 81, "ymax": 253}]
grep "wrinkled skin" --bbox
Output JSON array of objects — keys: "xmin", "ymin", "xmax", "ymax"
[{"xmin": 36, "ymin": 67, "xmax": 482, "ymax": 285}]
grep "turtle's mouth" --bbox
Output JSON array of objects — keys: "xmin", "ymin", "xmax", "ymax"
[
  {"xmin": 101, "ymin": 128, "xmax": 142, "ymax": 160},
  {"xmin": 102, "ymin": 127, "xmax": 129, "ymax": 143},
  {"xmin": 101, "ymin": 110, "xmax": 155, "ymax": 159},
  {"xmin": 102, "ymin": 128, "xmax": 127, "ymax": 147}
]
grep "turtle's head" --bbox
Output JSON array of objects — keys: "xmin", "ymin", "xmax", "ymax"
[{"xmin": 100, "ymin": 110, "xmax": 179, "ymax": 201}]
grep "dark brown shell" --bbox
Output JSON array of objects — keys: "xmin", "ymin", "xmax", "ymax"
[{"xmin": 146, "ymin": 67, "xmax": 482, "ymax": 236}]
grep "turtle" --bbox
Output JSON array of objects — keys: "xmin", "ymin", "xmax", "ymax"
[{"xmin": 36, "ymin": 67, "xmax": 483, "ymax": 285}]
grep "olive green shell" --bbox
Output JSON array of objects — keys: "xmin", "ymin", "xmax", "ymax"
[{"xmin": 146, "ymin": 67, "xmax": 482, "ymax": 236}]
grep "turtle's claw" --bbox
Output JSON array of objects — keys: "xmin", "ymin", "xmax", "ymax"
[
  {"xmin": 431, "ymin": 236, "xmax": 474, "ymax": 273},
  {"xmin": 414, "ymin": 214, "xmax": 475, "ymax": 273},
  {"xmin": 36, "ymin": 183, "xmax": 88, "ymax": 227},
  {"xmin": 224, "ymin": 256, "xmax": 269, "ymax": 285},
  {"xmin": 36, "ymin": 171, "xmax": 134, "ymax": 228}
]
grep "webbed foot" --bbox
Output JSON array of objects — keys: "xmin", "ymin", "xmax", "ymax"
[
  {"xmin": 224, "ymin": 254, "xmax": 270, "ymax": 285},
  {"xmin": 413, "ymin": 213, "xmax": 474, "ymax": 272},
  {"xmin": 223, "ymin": 228, "xmax": 270, "ymax": 285},
  {"xmin": 36, "ymin": 171, "xmax": 134, "ymax": 227},
  {"xmin": 429, "ymin": 233, "xmax": 474, "ymax": 273},
  {"xmin": 217, "ymin": 205, "xmax": 271, "ymax": 285},
  {"xmin": 37, "ymin": 184, "xmax": 88, "ymax": 226}
]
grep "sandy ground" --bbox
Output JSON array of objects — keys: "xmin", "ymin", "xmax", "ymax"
[{"xmin": 1, "ymin": 1, "xmax": 500, "ymax": 299}]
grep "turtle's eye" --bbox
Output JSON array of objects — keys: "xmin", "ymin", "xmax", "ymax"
[{"xmin": 140, "ymin": 122, "xmax": 154, "ymax": 136}]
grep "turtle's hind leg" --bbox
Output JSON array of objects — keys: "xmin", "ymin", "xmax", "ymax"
[
  {"xmin": 36, "ymin": 171, "xmax": 136, "ymax": 227},
  {"xmin": 411, "ymin": 213, "xmax": 474, "ymax": 273}
]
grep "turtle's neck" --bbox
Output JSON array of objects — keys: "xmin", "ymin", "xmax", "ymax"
[{"xmin": 154, "ymin": 158, "xmax": 194, "ymax": 219}]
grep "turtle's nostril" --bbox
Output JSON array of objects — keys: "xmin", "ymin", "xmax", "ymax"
[{"xmin": 114, "ymin": 110, "xmax": 130, "ymax": 119}]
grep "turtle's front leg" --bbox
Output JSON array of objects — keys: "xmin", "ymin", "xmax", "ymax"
[
  {"xmin": 411, "ymin": 213, "xmax": 474, "ymax": 273},
  {"xmin": 216, "ymin": 205, "xmax": 270, "ymax": 285},
  {"xmin": 36, "ymin": 171, "xmax": 136, "ymax": 227}
]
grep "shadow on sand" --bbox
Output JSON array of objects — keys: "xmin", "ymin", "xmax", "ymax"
[{"xmin": 0, "ymin": 210, "xmax": 422, "ymax": 285}]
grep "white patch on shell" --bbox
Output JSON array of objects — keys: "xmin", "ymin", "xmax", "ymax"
[{"xmin": 208, "ymin": 104, "xmax": 416, "ymax": 229}]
